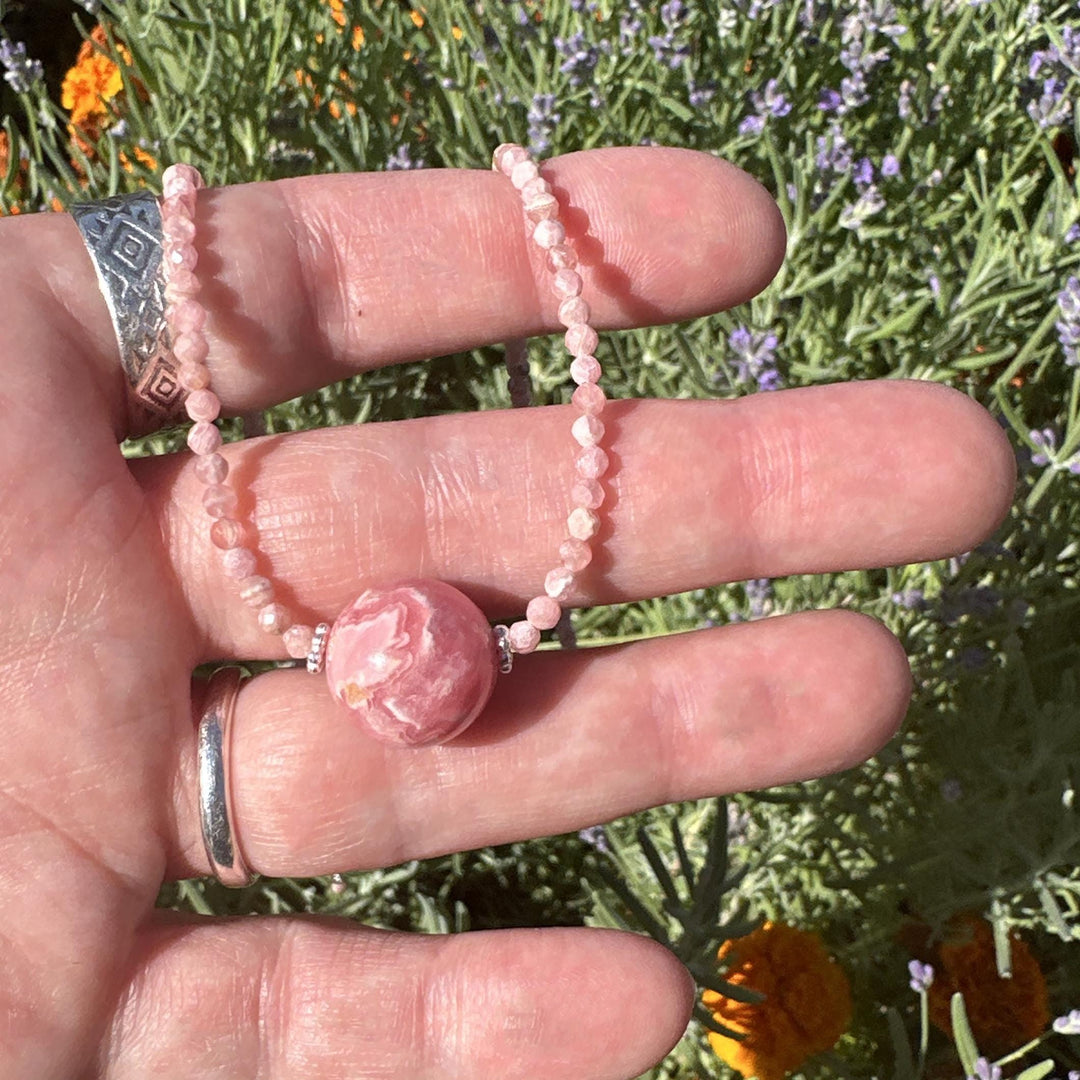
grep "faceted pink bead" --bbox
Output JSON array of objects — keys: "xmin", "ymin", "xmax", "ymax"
[
  {"xmin": 210, "ymin": 518, "xmax": 246, "ymax": 550},
  {"xmin": 571, "ymin": 414, "xmax": 605, "ymax": 447},
  {"xmin": 494, "ymin": 143, "xmax": 529, "ymax": 175},
  {"xmin": 525, "ymin": 193, "xmax": 559, "ymax": 222},
  {"xmin": 570, "ymin": 355, "xmax": 602, "ymax": 384},
  {"xmin": 221, "ymin": 546, "xmax": 257, "ymax": 580},
  {"xmin": 558, "ymin": 296, "xmax": 590, "ymax": 327},
  {"xmin": 570, "ymin": 478, "xmax": 604, "ymax": 510},
  {"xmin": 187, "ymin": 420, "xmax": 222, "ymax": 456},
  {"xmin": 547, "ymin": 243, "xmax": 578, "ymax": 271},
  {"xmin": 166, "ymin": 243, "xmax": 198, "ymax": 271},
  {"xmin": 174, "ymin": 331, "xmax": 209, "ymax": 366},
  {"xmin": 161, "ymin": 192, "xmax": 195, "ymax": 218},
  {"xmin": 545, "ymin": 566, "xmax": 574, "ymax": 600},
  {"xmin": 576, "ymin": 445, "xmax": 609, "ymax": 480},
  {"xmin": 186, "ymin": 388, "xmax": 221, "ymax": 423},
  {"xmin": 202, "ymin": 483, "xmax": 238, "ymax": 519},
  {"xmin": 565, "ymin": 324, "xmax": 599, "ymax": 357},
  {"xmin": 284, "ymin": 623, "xmax": 315, "ymax": 659},
  {"xmin": 552, "ymin": 269, "xmax": 582, "ymax": 298},
  {"xmin": 572, "ymin": 383, "xmax": 606, "ymax": 415},
  {"xmin": 325, "ymin": 580, "xmax": 498, "ymax": 747},
  {"xmin": 194, "ymin": 452, "xmax": 228, "ymax": 485},
  {"xmin": 163, "ymin": 215, "xmax": 196, "ymax": 245},
  {"xmin": 559, "ymin": 537, "xmax": 593, "ymax": 572},
  {"xmin": 258, "ymin": 602, "xmax": 290, "ymax": 635},
  {"xmin": 511, "ymin": 159, "xmax": 540, "ymax": 189},
  {"xmin": 239, "ymin": 575, "xmax": 274, "ymax": 607},
  {"xmin": 178, "ymin": 362, "xmax": 211, "ymax": 392},
  {"xmin": 526, "ymin": 595, "xmax": 562, "ymax": 630},
  {"xmin": 520, "ymin": 176, "xmax": 552, "ymax": 201},
  {"xmin": 533, "ymin": 219, "xmax": 566, "ymax": 250},
  {"xmin": 164, "ymin": 270, "xmax": 200, "ymax": 302},
  {"xmin": 508, "ymin": 620, "xmax": 541, "ymax": 654},
  {"xmin": 170, "ymin": 299, "xmax": 206, "ymax": 333},
  {"xmin": 568, "ymin": 507, "xmax": 600, "ymax": 540},
  {"xmin": 162, "ymin": 162, "xmax": 204, "ymax": 193}
]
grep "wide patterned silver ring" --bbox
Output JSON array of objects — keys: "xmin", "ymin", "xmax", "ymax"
[
  {"xmin": 197, "ymin": 667, "xmax": 255, "ymax": 888},
  {"xmin": 71, "ymin": 190, "xmax": 186, "ymax": 434}
]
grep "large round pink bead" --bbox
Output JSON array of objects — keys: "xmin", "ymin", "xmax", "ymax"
[{"xmin": 325, "ymin": 580, "xmax": 498, "ymax": 747}]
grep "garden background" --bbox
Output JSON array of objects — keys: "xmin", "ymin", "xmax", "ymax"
[{"xmin": 2, "ymin": 0, "xmax": 1079, "ymax": 1077}]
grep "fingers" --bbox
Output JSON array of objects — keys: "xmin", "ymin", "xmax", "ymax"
[
  {"xmin": 166, "ymin": 608, "xmax": 910, "ymax": 879},
  {"xmin": 100, "ymin": 917, "xmax": 693, "ymax": 1080},
  {"xmin": 135, "ymin": 379, "xmax": 1016, "ymax": 660},
  {"xmin": 1, "ymin": 147, "xmax": 784, "ymax": 435}
]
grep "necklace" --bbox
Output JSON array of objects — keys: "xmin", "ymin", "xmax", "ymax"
[{"xmin": 163, "ymin": 144, "xmax": 608, "ymax": 747}]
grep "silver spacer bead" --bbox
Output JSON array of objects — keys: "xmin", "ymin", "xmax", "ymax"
[
  {"xmin": 307, "ymin": 622, "xmax": 330, "ymax": 674},
  {"xmin": 493, "ymin": 624, "xmax": 513, "ymax": 674}
]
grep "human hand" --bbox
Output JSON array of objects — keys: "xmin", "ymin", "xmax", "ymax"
[{"xmin": 0, "ymin": 147, "xmax": 1015, "ymax": 1078}]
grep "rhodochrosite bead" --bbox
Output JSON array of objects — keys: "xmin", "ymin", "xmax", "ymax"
[{"xmin": 324, "ymin": 580, "xmax": 498, "ymax": 746}]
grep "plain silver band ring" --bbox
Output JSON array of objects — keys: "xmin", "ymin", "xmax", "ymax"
[
  {"xmin": 197, "ymin": 667, "xmax": 255, "ymax": 887},
  {"xmin": 71, "ymin": 190, "xmax": 186, "ymax": 434}
]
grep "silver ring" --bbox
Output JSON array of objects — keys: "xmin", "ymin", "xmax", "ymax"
[
  {"xmin": 71, "ymin": 191, "xmax": 185, "ymax": 433},
  {"xmin": 197, "ymin": 667, "xmax": 255, "ymax": 887}
]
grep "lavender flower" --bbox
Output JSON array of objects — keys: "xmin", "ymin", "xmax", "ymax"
[
  {"xmin": 1029, "ymin": 427, "xmax": 1080, "ymax": 473},
  {"xmin": 578, "ymin": 825, "xmax": 610, "ymax": 853},
  {"xmin": 969, "ymin": 1059, "xmax": 1002, "ymax": 1080},
  {"xmin": 647, "ymin": 0, "xmax": 692, "ymax": 69},
  {"xmin": 818, "ymin": 88, "xmax": 842, "ymax": 112},
  {"xmin": 385, "ymin": 144, "xmax": 424, "ymax": 170},
  {"xmin": 891, "ymin": 588, "xmax": 925, "ymax": 610},
  {"xmin": 1067, "ymin": 223, "xmax": 1080, "ymax": 243},
  {"xmin": 1057, "ymin": 276, "xmax": 1080, "ymax": 366},
  {"xmin": 745, "ymin": 578, "xmax": 773, "ymax": 617},
  {"xmin": 816, "ymin": 125, "xmax": 853, "ymax": 175},
  {"xmin": 853, "ymin": 157, "xmax": 874, "ymax": 189},
  {"xmin": 908, "ymin": 959, "xmax": 934, "ymax": 992},
  {"xmin": 728, "ymin": 326, "xmax": 782, "ymax": 390},
  {"xmin": 838, "ymin": 185, "xmax": 885, "ymax": 230},
  {"xmin": 1053, "ymin": 1009, "xmax": 1080, "ymax": 1035},
  {"xmin": 0, "ymin": 39, "xmax": 43, "ymax": 95},
  {"xmin": 739, "ymin": 78, "xmax": 791, "ymax": 133},
  {"xmin": 527, "ymin": 92, "xmax": 560, "ymax": 156},
  {"xmin": 881, "ymin": 153, "xmax": 901, "ymax": 177},
  {"xmin": 554, "ymin": 32, "xmax": 607, "ymax": 88},
  {"xmin": 1027, "ymin": 77, "xmax": 1071, "ymax": 129}
]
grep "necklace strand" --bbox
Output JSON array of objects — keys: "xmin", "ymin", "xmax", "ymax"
[{"xmin": 162, "ymin": 144, "xmax": 608, "ymax": 725}]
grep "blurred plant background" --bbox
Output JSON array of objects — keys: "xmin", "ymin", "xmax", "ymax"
[{"xmin": 3, "ymin": 0, "xmax": 1080, "ymax": 1076}]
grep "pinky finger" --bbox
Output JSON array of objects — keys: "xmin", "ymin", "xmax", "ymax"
[{"xmin": 99, "ymin": 916, "xmax": 694, "ymax": 1080}]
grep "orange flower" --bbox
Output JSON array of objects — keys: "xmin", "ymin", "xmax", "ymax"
[
  {"xmin": 926, "ymin": 912, "xmax": 1049, "ymax": 1057},
  {"xmin": 61, "ymin": 26, "xmax": 126, "ymax": 134},
  {"xmin": 703, "ymin": 921, "xmax": 852, "ymax": 1080}
]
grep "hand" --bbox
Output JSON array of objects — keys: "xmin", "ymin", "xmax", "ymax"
[{"xmin": 0, "ymin": 147, "xmax": 1014, "ymax": 1078}]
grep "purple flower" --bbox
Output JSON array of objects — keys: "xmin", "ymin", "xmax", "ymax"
[
  {"xmin": 728, "ymin": 326, "xmax": 782, "ymax": 390},
  {"xmin": 688, "ymin": 80, "xmax": 715, "ymax": 108},
  {"xmin": 892, "ymin": 589, "xmax": 925, "ymax": 610},
  {"xmin": 898, "ymin": 78, "xmax": 914, "ymax": 121},
  {"xmin": 527, "ymin": 92, "xmax": 560, "ymax": 156},
  {"xmin": 385, "ymin": 144, "xmax": 424, "ymax": 170},
  {"xmin": 1053, "ymin": 1009, "xmax": 1080, "ymax": 1035},
  {"xmin": 554, "ymin": 32, "xmax": 608, "ymax": 87},
  {"xmin": 881, "ymin": 153, "xmax": 901, "ymax": 177},
  {"xmin": 578, "ymin": 825, "xmax": 610, "ymax": 853},
  {"xmin": 745, "ymin": 578, "xmax": 772, "ymax": 616},
  {"xmin": 969, "ymin": 1059, "xmax": 1002, "ymax": 1080},
  {"xmin": 1057, "ymin": 276, "xmax": 1080, "ymax": 366},
  {"xmin": 818, "ymin": 88, "xmax": 842, "ymax": 111},
  {"xmin": 838, "ymin": 185, "xmax": 885, "ymax": 229},
  {"xmin": 647, "ymin": 0, "xmax": 691, "ymax": 69},
  {"xmin": 738, "ymin": 114, "xmax": 766, "ymax": 136},
  {"xmin": 908, "ymin": 959, "xmax": 934, "ymax": 992},
  {"xmin": 854, "ymin": 157, "xmax": 874, "ymax": 189},
  {"xmin": 1031, "ymin": 427, "xmax": 1056, "ymax": 466},
  {"xmin": 1028, "ymin": 77, "xmax": 1072, "ymax": 128},
  {"xmin": 928, "ymin": 273, "xmax": 941, "ymax": 298},
  {"xmin": 815, "ymin": 125, "xmax": 853, "ymax": 175},
  {"xmin": 1066, "ymin": 223, "xmax": 1080, "ymax": 243},
  {"xmin": 0, "ymin": 38, "xmax": 43, "ymax": 94}
]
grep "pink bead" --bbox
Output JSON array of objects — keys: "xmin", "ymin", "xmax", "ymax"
[
  {"xmin": 570, "ymin": 478, "xmax": 604, "ymax": 510},
  {"xmin": 494, "ymin": 143, "xmax": 529, "ymax": 175},
  {"xmin": 570, "ymin": 355, "xmax": 602, "ymax": 384},
  {"xmin": 568, "ymin": 506, "xmax": 600, "ymax": 540},
  {"xmin": 572, "ymin": 383, "xmax": 606, "ymax": 415},
  {"xmin": 511, "ymin": 159, "xmax": 540, "ymax": 189},
  {"xmin": 170, "ymin": 299, "xmax": 206, "ymax": 333},
  {"xmin": 163, "ymin": 162, "xmax": 204, "ymax": 193},
  {"xmin": 284, "ymin": 623, "xmax": 315, "ymax": 659},
  {"xmin": 525, "ymin": 193, "xmax": 559, "ymax": 222},
  {"xmin": 174, "ymin": 331, "xmax": 209, "ymax": 366},
  {"xmin": 202, "ymin": 484, "xmax": 238, "ymax": 519},
  {"xmin": 533, "ymin": 219, "xmax": 566, "ymax": 249},
  {"xmin": 560, "ymin": 537, "xmax": 593, "ymax": 571},
  {"xmin": 325, "ymin": 580, "xmax": 498, "ymax": 747},
  {"xmin": 565, "ymin": 324, "xmax": 599, "ymax": 357},
  {"xmin": 547, "ymin": 244, "xmax": 578, "ymax": 271},
  {"xmin": 194, "ymin": 452, "xmax": 228, "ymax": 485},
  {"xmin": 161, "ymin": 192, "xmax": 195, "ymax": 218},
  {"xmin": 576, "ymin": 445, "xmax": 609, "ymax": 480},
  {"xmin": 558, "ymin": 296, "xmax": 590, "ymax": 327},
  {"xmin": 221, "ymin": 546, "xmax": 257, "ymax": 580},
  {"xmin": 210, "ymin": 518, "xmax": 246, "ymax": 550},
  {"xmin": 187, "ymin": 420, "xmax": 222, "ymax": 456},
  {"xmin": 178, "ymin": 362, "xmax": 211, "ymax": 392},
  {"xmin": 239, "ymin": 575, "xmax": 274, "ymax": 607},
  {"xmin": 163, "ymin": 215, "xmax": 196, "ymax": 244},
  {"xmin": 545, "ymin": 566, "xmax": 574, "ymax": 600},
  {"xmin": 508, "ymin": 620, "xmax": 541, "ymax": 654},
  {"xmin": 520, "ymin": 176, "xmax": 552, "ymax": 201},
  {"xmin": 526, "ymin": 595, "xmax": 562, "ymax": 630},
  {"xmin": 571, "ymin": 414, "xmax": 605, "ymax": 447},
  {"xmin": 164, "ymin": 270, "xmax": 200, "ymax": 302},
  {"xmin": 258, "ymin": 602, "xmax": 290, "ymax": 634},
  {"xmin": 552, "ymin": 269, "xmax": 582, "ymax": 298},
  {"xmin": 166, "ymin": 243, "xmax": 198, "ymax": 271},
  {"xmin": 186, "ymin": 388, "xmax": 221, "ymax": 423}
]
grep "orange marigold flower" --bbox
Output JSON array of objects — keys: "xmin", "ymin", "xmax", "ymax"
[
  {"xmin": 410, "ymin": 10, "xmax": 425, "ymax": 27},
  {"xmin": 702, "ymin": 921, "xmax": 852, "ymax": 1080},
  {"xmin": 61, "ymin": 26, "xmax": 126, "ymax": 132},
  {"xmin": 352, "ymin": 25, "xmax": 365, "ymax": 49},
  {"xmin": 451, "ymin": 25, "xmax": 463, "ymax": 40},
  {"xmin": 926, "ymin": 912, "xmax": 1049, "ymax": 1057}
]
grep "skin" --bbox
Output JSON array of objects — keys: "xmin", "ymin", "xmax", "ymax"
[{"xmin": 0, "ymin": 147, "xmax": 1015, "ymax": 1078}]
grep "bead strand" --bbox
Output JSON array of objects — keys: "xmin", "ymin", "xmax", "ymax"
[
  {"xmin": 160, "ymin": 163, "xmax": 319, "ymax": 663},
  {"xmin": 491, "ymin": 144, "xmax": 609, "ymax": 657}
]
